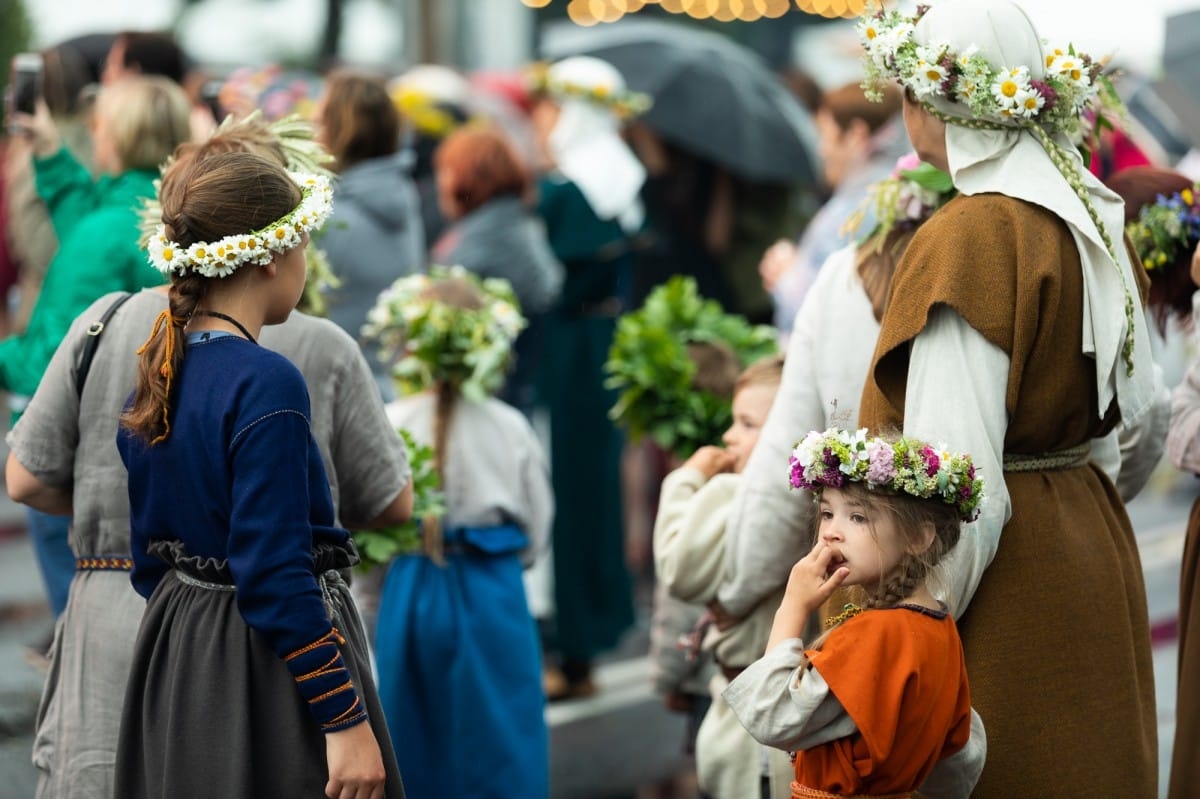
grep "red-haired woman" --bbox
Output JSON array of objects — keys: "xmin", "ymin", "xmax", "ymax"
[{"xmin": 431, "ymin": 126, "xmax": 562, "ymax": 414}]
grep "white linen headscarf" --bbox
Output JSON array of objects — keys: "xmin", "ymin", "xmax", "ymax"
[
  {"xmin": 545, "ymin": 56, "xmax": 646, "ymax": 234},
  {"xmin": 913, "ymin": 0, "xmax": 1156, "ymax": 427}
]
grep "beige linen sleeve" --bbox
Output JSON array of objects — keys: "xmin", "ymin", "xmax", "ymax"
[
  {"xmin": 904, "ymin": 307, "xmax": 1010, "ymax": 619},
  {"xmin": 653, "ymin": 469, "xmax": 736, "ymax": 603}
]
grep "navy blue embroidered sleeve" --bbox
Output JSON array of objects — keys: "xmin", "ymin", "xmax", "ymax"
[{"xmin": 225, "ymin": 381, "xmax": 365, "ymax": 731}]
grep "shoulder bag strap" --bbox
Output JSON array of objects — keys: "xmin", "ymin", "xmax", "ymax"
[{"xmin": 75, "ymin": 292, "xmax": 134, "ymax": 399}]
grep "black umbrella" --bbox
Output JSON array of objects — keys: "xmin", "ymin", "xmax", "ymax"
[
  {"xmin": 541, "ymin": 17, "xmax": 819, "ymax": 185},
  {"xmin": 54, "ymin": 33, "xmax": 117, "ymax": 84}
]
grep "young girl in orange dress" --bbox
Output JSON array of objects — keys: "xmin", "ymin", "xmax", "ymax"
[{"xmin": 724, "ymin": 427, "xmax": 986, "ymax": 798}]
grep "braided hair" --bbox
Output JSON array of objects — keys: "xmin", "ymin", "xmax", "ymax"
[{"xmin": 121, "ymin": 150, "xmax": 302, "ymax": 444}]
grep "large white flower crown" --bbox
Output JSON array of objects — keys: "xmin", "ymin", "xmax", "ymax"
[
  {"xmin": 858, "ymin": 3, "xmax": 1140, "ymax": 377},
  {"xmin": 858, "ymin": 5, "xmax": 1103, "ymax": 138},
  {"xmin": 146, "ymin": 172, "xmax": 333, "ymax": 279}
]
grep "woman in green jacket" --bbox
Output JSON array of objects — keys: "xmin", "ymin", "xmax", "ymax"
[{"xmin": 7, "ymin": 75, "xmax": 191, "ymax": 620}]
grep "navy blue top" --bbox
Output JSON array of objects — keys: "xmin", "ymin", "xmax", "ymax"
[{"xmin": 118, "ymin": 335, "xmax": 365, "ymax": 730}]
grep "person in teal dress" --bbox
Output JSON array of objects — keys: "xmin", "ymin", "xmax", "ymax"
[{"xmin": 529, "ymin": 56, "xmax": 648, "ymax": 697}]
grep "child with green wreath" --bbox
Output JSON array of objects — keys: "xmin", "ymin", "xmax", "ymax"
[{"xmin": 366, "ymin": 266, "xmax": 553, "ymax": 799}]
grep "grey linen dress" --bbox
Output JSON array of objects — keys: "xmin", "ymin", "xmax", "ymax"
[{"xmin": 9, "ymin": 289, "xmax": 410, "ymax": 799}]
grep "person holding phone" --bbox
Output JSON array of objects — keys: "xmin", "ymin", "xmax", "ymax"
[
  {"xmin": 7, "ymin": 53, "xmax": 44, "ymax": 122},
  {"xmin": 4, "ymin": 76, "xmax": 190, "ymax": 628}
]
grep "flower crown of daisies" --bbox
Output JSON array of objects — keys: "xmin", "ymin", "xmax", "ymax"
[
  {"xmin": 1126, "ymin": 185, "xmax": 1200, "ymax": 273},
  {"xmin": 361, "ymin": 265, "xmax": 526, "ymax": 402},
  {"xmin": 858, "ymin": 5, "xmax": 1101, "ymax": 138},
  {"xmin": 527, "ymin": 62, "xmax": 652, "ymax": 121},
  {"xmin": 789, "ymin": 427, "xmax": 984, "ymax": 523},
  {"xmin": 147, "ymin": 172, "xmax": 333, "ymax": 279}
]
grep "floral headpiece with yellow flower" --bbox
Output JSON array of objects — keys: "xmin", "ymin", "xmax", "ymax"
[
  {"xmin": 1126, "ymin": 185, "xmax": 1200, "ymax": 273},
  {"xmin": 391, "ymin": 87, "xmax": 469, "ymax": 139},
  {"xmin": 527, "ymin": 61, "xmax": 652, "ymax": 121},
  {"xmin": 858, "ymin": 5, "xmax": 1104, "ymax": 139},
  {"xmin": 789, "ymin": 427, "xmax": 984, "ymax": 523},
  {"xmin": 147, "ymin": 172, "xmax": 333, "ymax": 279},
  {"xmin": 362, "ymin": 265, "xmax": 526, "ymax": 401},
  {"xmin": 859, "ymin": 2, "xmax": 1142, "ymax": 379}
]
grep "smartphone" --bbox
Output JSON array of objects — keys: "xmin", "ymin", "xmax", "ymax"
[{"xmin": 8, "ymin": 52, "xmax": 43, "ymax": 117}]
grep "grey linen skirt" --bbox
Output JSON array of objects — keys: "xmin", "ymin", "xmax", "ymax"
[{"xmin": 114, "ymin": 540, "xmax": 405, "ymax": 798}]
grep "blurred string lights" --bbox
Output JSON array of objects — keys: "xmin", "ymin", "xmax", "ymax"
[{"xmin": 518, "ymin": 0, "xmax": 868, "ymax": 23}]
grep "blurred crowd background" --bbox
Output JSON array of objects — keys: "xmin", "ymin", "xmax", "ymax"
[{"xmin": 3, "ymin": 1, "xmax": 1200, "ymax": 795}]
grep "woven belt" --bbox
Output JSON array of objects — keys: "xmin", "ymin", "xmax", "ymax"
[
  {"xmin": 791, "ymin": 784, "xmax": 914, "ymax": 799},
  {"xmin": 175, "ymin": 569, "xmax": 345, "ymax": 618},
  {"xmin": 176, "ymin": 571, "xmax": 237, "ymax": 592},
  {"xmin": 76, "ymin": 556, "xmax": 133, "ymax": 571},
  {"xmin": 1002, "ymin": 443, "xmax": 1090, "ymax": 473}
]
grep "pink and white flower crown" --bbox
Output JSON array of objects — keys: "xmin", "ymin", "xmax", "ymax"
[{"xmin": 788, "ymin": 427, "xmax": 984, "ymax": 523}]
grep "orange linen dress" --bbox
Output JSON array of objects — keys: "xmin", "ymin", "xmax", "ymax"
[{"xmin": 793, "ymin": 605, "xmax": 971, "ymax": 797}]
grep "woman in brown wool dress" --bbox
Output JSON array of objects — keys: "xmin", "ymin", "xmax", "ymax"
[{"xmin": 855, "ymin": 0, "xmax": 1165, "ymax": 796}]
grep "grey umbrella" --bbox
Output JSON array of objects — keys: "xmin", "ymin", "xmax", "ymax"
[
  {"xmin": 541, "ymin": 16, "xmax": 819, "ymax": 185},
  {"xmin": 1156, "ymin": 8, "xmax": 1200, "ymax": 149}
]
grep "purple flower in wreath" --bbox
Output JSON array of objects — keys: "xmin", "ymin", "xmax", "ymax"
[
  {"xmin": 823, "ymin": 467, "xmax": 846, "ymax": 488},
  {"xmin": 921, "ymin": 446, "xmax": 940, "ymax": 477},
  {"xmin": 789, "ymin": 456, "xmax": 805, "ymax": 489},
  {"xmin": 1029, "ymin": 79, "xmax": 1058, "ymax": 113},
  {"xmin": 823, "ymin": 448, "xmax": 840, "ymax": 469}
]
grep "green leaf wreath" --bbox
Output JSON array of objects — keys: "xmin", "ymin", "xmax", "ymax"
[
  {"xmin": 362, "ymin": 265, "xmax": 526, "ymax": 402},
  {"xmin": 352, "ymin": 428, "xmax": 445, "ymax": 570},
  {"xmin": 604, "ymin": 276, "xmax": 778, "ymax": 460}
]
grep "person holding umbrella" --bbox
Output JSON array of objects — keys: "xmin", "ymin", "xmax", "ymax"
[
  {"xmin": 540, "ymin": 17, "xmax": 822, "ymax": 324},
  {"xmin": 528, "ymin": 55, "xmax": 647, "ymax": 700}
]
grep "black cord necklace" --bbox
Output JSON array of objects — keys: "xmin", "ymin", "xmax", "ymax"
[{"xmin": 193, "ymin": 310, "xmax": 257, "ymax": 344}]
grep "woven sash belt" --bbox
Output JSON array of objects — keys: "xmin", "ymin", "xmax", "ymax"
[
  {"xmin": 791, "ymin": 784, "xmax": 914, "ymax": 799},
  {"xmin": 1002, "ymin": 443, "xmax": 1090, "ymax": 473},
  {"xmin": 76, "ymin": 556, "xmax": 133, "ymax": 571},
  {"xmin": 176, "ymin": 569, "xmax": 346, "ymax": 619}
]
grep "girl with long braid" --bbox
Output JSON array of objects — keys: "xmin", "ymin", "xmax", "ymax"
[
  {"xmin": 115, "ymin": 149, "xmax": 402, "ymax": 799},
  {"xmin": 725, "ymin": 427, "xmax": 986, "ymax": 798},
  {"xmin": 367, "ymin": 266, "xmax": 553, "ymax": 799}
]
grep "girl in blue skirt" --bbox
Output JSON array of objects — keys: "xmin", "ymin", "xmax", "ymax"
[{"xmin": 368, "ymin": 266, "xmax": 553, "ymax": 799}]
